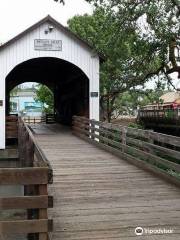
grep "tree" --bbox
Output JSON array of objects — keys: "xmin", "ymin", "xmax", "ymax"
[
  {"xmin": 35, "ymin": 84, "xmax": 54, "ymax": 114},
  {"xmin": 86, "ymin": 0, "xmax": 180, "ymax": 82},
  {"xmin": 113, "ymin": 79, "xmax": 166, "ymax": 118},
  {"xmin": 55, "ymin": 0, "xmax": 179, "ymax": 121},
  {"xmin": 54, "ymin": 0, "xmax": 180, "ymax": 83},
  {"xmin": 68, "ymin": 8, "xmax": 162, "ymax": 122}
]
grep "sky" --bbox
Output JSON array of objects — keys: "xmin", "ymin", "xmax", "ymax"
[{"xmin": 0, "ymin": 0, "xmax": 93, "ymax": 43}]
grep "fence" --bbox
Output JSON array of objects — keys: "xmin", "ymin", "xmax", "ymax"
[
  {"xmin": 138, "ymin": 108, "xmax": 180, "ymax": 125},
  {"xmin": 73, "ymin": 116, "xmax": 180, "ymax": 187},
  {"xmin": 0, "ymin": 117, "xmax": 53, "ymax": 239},
  {"xmin": 23, "ymin": 116, "xmax": 45, "ymax": 124},
  {"xmin": 23, "ymin": 114, "xmax": 55, "ymax": 125}
]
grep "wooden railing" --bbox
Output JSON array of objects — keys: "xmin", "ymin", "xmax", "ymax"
[
  {"xmin": 138, "ymin": 108, "xmax": 180, "ymax": 125},
  {"xmin": 6, "ymin": 115, "xmax": 18, "ymax": 139},
  {"xmin": 23, "ymin": 114, "xmax": 55, "ymax": 125},
  {"xmin": 0, "ymin": 117, "xmax": 53, "ymax": 239},
  {"xmin": 45, "ymin": 114, "xmax": 55, "ymax": 124},
  {"xmin": 73, "ymin": 116, "xmax": 180, "ymax": 186},
  {"xmin": 23, "ymin": 116, "xmax": 46, "ymax": 124}
]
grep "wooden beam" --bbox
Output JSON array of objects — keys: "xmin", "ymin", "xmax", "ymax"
[
  {"xmin": 39, "ymin": 185, "xmax": 48, "ymax": 240},
  {"xmin": 0, "ymin": 167, "xmax": 49, "ymax": 185},
  {"xmin": 0, "ymin": 219, "xmax": 53, "ymax": 234},
  {"xmin": 0, "ymin": 195, "xmax": 53, "ymax": 210}
]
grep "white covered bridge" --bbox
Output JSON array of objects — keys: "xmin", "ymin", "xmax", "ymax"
[{"xmin": 0, "ymin": 15, "xmax": 100, "ymax": 149}]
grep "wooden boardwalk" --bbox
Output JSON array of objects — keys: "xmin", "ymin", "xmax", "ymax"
[{"xmin": 31, "ymin": 124, "xmax": 180, "ymax": 240}]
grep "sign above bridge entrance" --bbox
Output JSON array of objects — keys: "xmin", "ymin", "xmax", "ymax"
[{"xmin": 34, "ymin": 39, "xmax": 62, "ymax": 51}]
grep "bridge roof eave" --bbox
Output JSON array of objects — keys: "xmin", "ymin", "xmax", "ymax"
[{"xmin": 0, "ymin": 15, "xmax": 105, "ymax": 62}]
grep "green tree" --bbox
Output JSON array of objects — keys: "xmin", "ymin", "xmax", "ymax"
[
  {"xmin": 68, "ymin": 8, "xmax": 161, "ymax": 122},
  {"xmin": 113, "ymin": 80, "xmax": 166, "ymax": 118},
  {"xmin": 35, "ymin": 84, "xmax": 54, "ymax": 114},
  {"xmin": 55, "ymin": 0, "xmax": 180, "ymax": 83},
  {"xmin": 86, "ymin": 0, "xmax": 180, "ymax": 81},
  {"xmin": 55, "ymin": 0, "xmax": 179, "ymax": 121}
]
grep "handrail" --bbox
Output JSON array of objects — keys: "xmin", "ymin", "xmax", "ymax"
[
  {"xmin": 0, "ymin": 117, "xmax": 53, "ymax": 239},
  {"xmin": 23, "ymin": 116, "xmax": 46, "ymax": 124},
  {"xmin": 72, "ymin": 116, "xmax": 180, "ymax": 187},
  {"xmin": 23, "ymin": 114, "xmax": 55, "ymax": 124},
  {"xmin": 18, "ymin": 117, "xmax": 53, "ymax": 177}
]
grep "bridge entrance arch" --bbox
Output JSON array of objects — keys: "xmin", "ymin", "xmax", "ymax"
[{"xmin": 6, "ymin": 57, "xmax": 89, "ymax": 124}]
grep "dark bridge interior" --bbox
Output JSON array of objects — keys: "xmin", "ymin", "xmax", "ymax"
[{"xmin": 6, "ymin": 57, "xmax": 89, "ymax": 125}]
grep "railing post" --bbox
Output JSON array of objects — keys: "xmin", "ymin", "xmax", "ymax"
[
  {"xmin": 18, "ymin": 118, "xmax": 22, "ymax": 165},
  {"xmin": 39, "ymin": 184, "xmax": 48, "ymax": 240},
  {"xmin": 27, "ymin": 137, "xmax": 35, "ymax": 167},
  {"xmin": 122, "ymin": 127, "xmax": 127, "ymax": 153},
  {"xmin": 90, "ymin": 120, "xmax": 95, "ymax": 139},
  {"xmin": 21, "ymin": 125, "xmax": 26, "ymax": 167},
  {"xmin": 25, "ymin": 131, "xmax": 30, "ymax": 167}
]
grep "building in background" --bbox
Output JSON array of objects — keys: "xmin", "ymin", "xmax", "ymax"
[
  {"xmin": 138, "ymin": 90, "xmax": 180, "ymax": 136},
  {"xmin": 140, "ymin": 91, "xmax": 180, "ymax": 110},
  {"xmin": 159, "ymin": 91, "xmax": 180, "ymax": 109},
  {"xmin": 10, "ymin": 87, "xmax": 43, "ymax": 117}
]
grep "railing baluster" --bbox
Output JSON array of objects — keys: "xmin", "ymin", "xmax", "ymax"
[{"xmin": 39, "ymin": 185, "xmax": 48, "ymax": 240}]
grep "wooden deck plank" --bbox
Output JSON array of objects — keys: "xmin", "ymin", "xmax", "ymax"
[{"xmin": 32, "ymin": 124, "xmax": 180, "ymax": 240}]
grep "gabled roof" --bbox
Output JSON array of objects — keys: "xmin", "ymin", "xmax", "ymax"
[{"xmin": 0, "ymin": 15, "xmax": 104, "ymax": 59}]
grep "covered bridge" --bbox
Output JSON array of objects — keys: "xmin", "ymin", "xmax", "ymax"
[{"xmin": 0, "ymin": 15, "xmax": 100, "ymax": 149}]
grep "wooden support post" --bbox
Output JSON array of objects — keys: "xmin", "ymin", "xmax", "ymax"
[
  {"xmin": 18, "ymin": 120, "xmax": 22, "ymax": 165},
  {"xmin": 27, "ymin": 185, "xmax": 39, "ymax": 240},
  {"xmin": 25, "ymin": 132, "xmax": 30, "ymax": 167},
  {"xmin": 90, "ymin": 120, "xmax": 95, "ymax": 139},
  {"xmin": 122, "ymin": 127, "xmax": 127, "ymax": 153},
  {"xmin": 39, "ymin": 185, "xmax": 48, "ymax": 240},
  {"xmin": 21, "ymin": 126, "xmax": 27, "ymax": 167},
  {"xmin": 27, "ymin": 137, "xmax": 34, "ymax": 167},
  {"xmin": 148, "ymin": 130, "xmax": 154, "ymax": 154}
]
